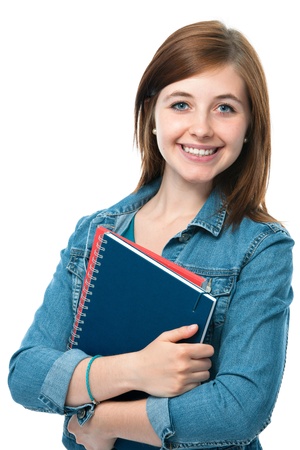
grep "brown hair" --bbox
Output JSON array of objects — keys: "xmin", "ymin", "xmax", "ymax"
[{"xmin": 134, "ymin": 20, "xmax": 276, "ymax": 226}]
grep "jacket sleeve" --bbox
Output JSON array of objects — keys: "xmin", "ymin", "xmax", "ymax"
[
  {"xmin": 8, "ymin": 216, "xmax": 90, "ymax": 414},
  {"xmin": 147, "ymin": 229, "xmax": 294, "ymax": 449}
]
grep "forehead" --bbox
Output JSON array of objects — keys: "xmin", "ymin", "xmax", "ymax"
[{"xmin": 158, "ymin": 65, "xmax": 247, "ymax": 100}]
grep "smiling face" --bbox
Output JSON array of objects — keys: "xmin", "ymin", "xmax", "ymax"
[{"xmin": 153, "ymin": 64, "xmax": 251, "ymax": 190}]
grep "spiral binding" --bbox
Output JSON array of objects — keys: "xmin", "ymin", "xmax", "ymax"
[{"xmin": 68, "ymin": 234, "xmax": 107, "ymax": 350}]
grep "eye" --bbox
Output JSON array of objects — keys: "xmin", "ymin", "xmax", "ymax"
[
  {"xmin": 217, "ymin": 103, "xmax": 235, "ymax": 114},
  {"xmin": 171, "ymin": 101, "xmax": 190, "ymax": 111}
]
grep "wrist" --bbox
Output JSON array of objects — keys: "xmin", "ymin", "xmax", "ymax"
[
  {"xmin": 95, "ymin": 401, "xmax": 118, "ymax": 440},
  {"xmin": 118, "ymin": 351, "xmax": 143, "ymax": 392},
  {"xmin": 104, "ymin": 352, "xmax": 143, "ymax": 394}
]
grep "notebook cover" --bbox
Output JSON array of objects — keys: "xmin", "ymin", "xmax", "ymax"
[
  {"xmin": 69, "ymin": 227, "xmax": 216, "ymax": 355},
  {"xmin": 114, "ymin": 230, "xmax": 205, "ymax": 287}
]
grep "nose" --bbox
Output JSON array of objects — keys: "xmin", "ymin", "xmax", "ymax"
[{"xmin": 188, "ymin": 111, "xmax": 214, "ymax": 139}]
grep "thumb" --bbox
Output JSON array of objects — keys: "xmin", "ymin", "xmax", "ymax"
[{"xmin": 161, "ymin": 324, "xmax": 199, "ymax": 343}]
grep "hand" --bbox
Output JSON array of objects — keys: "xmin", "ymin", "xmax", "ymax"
[
  {"xmin": 68, "ymin": 410, "xmax": 116, "ymax": 450},
  {"xmin": 132, "ymin": 324, "xmax": 214, "ymax": 397}
]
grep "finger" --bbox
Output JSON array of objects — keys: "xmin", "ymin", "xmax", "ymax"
[
  {"xmin": 190, "ymin": 356, "xmax": 212, "ymax": 371},
  {"xmin": 188, "ymin": 343, "xmax": 214, "ymax": 359},
  {"xmin": 160, "ymin": 324, "xmax": 199, "ymax": 343},
  {"xmin": 183, "ymin": 368, "xmax": 211, "ymax": 385}
]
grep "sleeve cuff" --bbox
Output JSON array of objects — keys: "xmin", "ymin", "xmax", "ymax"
[
  {"xmin": 39, "ymin": 349, "xmax": 88, "ymax": 414},
  {"xmin": 146, "ymin": 396, "xmax": 175, "ymax": 447}
]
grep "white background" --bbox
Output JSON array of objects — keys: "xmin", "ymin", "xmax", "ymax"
[{"xmin": 1, "ymin": 1, "xmax": 299, "ymax": 448}]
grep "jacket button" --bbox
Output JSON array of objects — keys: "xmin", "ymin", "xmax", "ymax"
[
  {"xmin": 179, "ymin": 233, "xmax": 190, "ymax": 242},
  {"xmin": 77, "ymin": 409, "xmax": 86, "ymax": 420}
]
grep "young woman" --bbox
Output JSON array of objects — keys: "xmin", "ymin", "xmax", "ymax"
[{"xmin": 8, "ymin": 20, "xmax": 294, "ymax": 450}]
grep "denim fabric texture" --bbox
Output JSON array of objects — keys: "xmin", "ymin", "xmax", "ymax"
[{"xmin": 8, "ymin": 178, "xmax": 294, "ymax": 450}]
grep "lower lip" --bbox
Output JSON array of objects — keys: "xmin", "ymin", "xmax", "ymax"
[{"xmin": 180, "ymin": 145, "xmax": 220, "ymax": 162}]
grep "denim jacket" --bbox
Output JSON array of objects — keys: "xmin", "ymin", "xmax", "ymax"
[{"xmin": 8, "ymin": 178, "xmax": 294, "ymax": 450}]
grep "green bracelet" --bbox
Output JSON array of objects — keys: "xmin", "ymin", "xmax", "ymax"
[{"xmin": 86, "ymin": 355, "xmax": 102, "ymax": 404}]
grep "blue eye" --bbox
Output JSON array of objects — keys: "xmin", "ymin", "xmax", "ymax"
[
  {"xmin": 218, "ymin": 104, "xmax": 234, "ymax": 113},
  {"xmin": 171, "ymin": 102, "xmax": 189, "ymax": 111}
]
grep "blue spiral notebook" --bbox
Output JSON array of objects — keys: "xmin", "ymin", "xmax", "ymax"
[{"xmin": 69, "ymin": 226, "xmax": 216, "ymax": 354}]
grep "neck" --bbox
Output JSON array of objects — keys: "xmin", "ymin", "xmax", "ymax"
[
  {"xmin": 134, "ymin": 176, "xmax": 212, "ymax": 253},
  {"xmin": 148, "ymin": 175, "xmax": 212, "ymax": 221}
]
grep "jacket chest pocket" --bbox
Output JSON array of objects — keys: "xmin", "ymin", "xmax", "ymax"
[{"xmin": 201, "ymin": 275, "xmax": 235, "ymax": 343}]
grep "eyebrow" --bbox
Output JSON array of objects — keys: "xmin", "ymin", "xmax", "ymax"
[
  {"xmin": 215, "ymin": 94, "xmax": 243, "ymax": 104},
  {"xmin": 164, "ymin": 91, "xmax": 193, "ymax": 101},
  {"xmin": 164, "ymin": 91, "xmax": 243, "ymax": 104}
]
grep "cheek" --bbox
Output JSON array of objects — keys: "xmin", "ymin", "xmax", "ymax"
[
  {"xmin": 220, "ymin": 127, "xmax": 245, "ymax": 163},
  {"xmin": 224, "ymin": 123, "xmax": 247, "ymax": 150},
  {"xmin": 231, "ymin": 145, "xmax": 243, "ymax": 162},
  {"xmin": 156, "ymin": 109, "xmax": 185, "ymax": 136},
  {"xmin": 155, "ymin": 123, "xmax": 177, "ymax": 154},
  {"xmin": 226, "ymin": 140, "xmax": 244, "ymax": 168}
]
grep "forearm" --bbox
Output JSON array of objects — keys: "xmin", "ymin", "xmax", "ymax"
[
  {"xmin": 95, "ymin": 399, "xmax": 162, "ymax": 447},
  {"xmin": 66, "ymin": 352, "xmax": 138, "ymax": 406},
  {"xmin": 66, "ymin": 326, "xmax": 213, "ymax": 407}
]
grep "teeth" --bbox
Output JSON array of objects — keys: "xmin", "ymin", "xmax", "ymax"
[{"xmin": 182, "ymin": 146, "xmax": 216, "ymax": 156}]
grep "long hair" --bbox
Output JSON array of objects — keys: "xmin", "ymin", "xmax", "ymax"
[{"xmin": 134, "ymin": 20, "xmax": 275, "ymax": 225}]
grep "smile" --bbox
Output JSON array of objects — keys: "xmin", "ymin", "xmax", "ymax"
[{"xmin": 182, "ymin": 145, "xmax": 218, "ymax": 156}]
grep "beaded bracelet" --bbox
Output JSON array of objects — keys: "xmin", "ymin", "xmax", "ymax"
[{"xmin": 86, "ymin": 355, "xmax": 102, "ymax": 404}]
